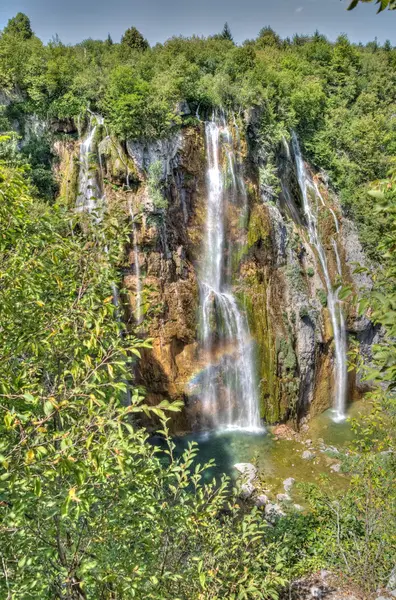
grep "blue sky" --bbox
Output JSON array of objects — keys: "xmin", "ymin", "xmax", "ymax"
[{"xmin": 0, "ymin": 0, "xmax": 394, "ymax": 46}]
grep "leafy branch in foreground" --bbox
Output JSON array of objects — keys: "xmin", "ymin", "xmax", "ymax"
[
  {"xmin": 347, "ymin": 0, "xmax": 396, "ymax": 11},
  {"xmin": 0, "ymin": 160, "xmax": 287, "ymax": 599}
]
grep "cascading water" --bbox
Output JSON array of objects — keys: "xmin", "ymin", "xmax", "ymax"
[
  {"xmin": 199, "ymin": 118, "xmax": 261, "ymax": 432},
  {"xmin": 292, "ymin": 133, "xmax": 348, "ymax": 421},
  {"xmin": 127, "ymin": 201, "xmax": 143, "ymax": 325},
  {"xmin": 76, "ymin": 115, "xmax": 104, "ymax": 215}
]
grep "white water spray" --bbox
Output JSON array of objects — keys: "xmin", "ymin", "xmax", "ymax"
[
  {"xmin": 199, "ymin": 118, "xmax": 261, "ymax": 432},
  {"xmin": 76, "ymin": 115, "xmax": 104, "ymax": 215},
  {"xmin": 292, "ymin": 133, "xmax": 348, "ymax": 421},
  {"xmin": 128, "ymin": 201, "xmax": 143, "ymax": 325}
]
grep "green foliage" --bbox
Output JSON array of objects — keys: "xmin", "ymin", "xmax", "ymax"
[
  {"xmin": 103, "ymin": 65, "xmax": 178, "ymax": 140},
  {"xmin": 148, "ymin": 160, "xmax": 167, "ymax": 209},
  {"xmin": 221, "ymin": 22, "xmax": 234, "ymax": 42},
  {"xmin": 257, "ymin": 27, "xmax": 281, "ymax": 48},
  {"xmin": 3, "ymin": 12, "xmax": 33, "ymax": 39},
  {"xmin": 120, "ymin": 26, "xmax": 149, "ymax": 52},
  {"xmin": 348, "ymin": 0, "xmax": 396, "ymax": 10},
  {"xmin": 317, "ymin": 289, "xmax": 328, "ymax": 307},
  {"xmin": 21, "ymin": 135, "xmax": 58, "ymax": 199},
  {"xmin": 0, "ymin": 154, "xmax": 290, "ymax": 599}
]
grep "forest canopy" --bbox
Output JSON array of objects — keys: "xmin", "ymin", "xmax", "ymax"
[{"xmin": 1, "ymin": 13, "xmax": 395, "ymax": 256}]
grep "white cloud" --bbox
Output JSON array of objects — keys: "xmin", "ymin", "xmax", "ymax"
[{"xmin": 295, "ymin": 6, "xmax": 304, "ymax": 12}]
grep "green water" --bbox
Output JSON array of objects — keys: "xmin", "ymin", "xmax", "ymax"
[{"xmin": 169, "ymin": 401, "xmax": 370, "ymax": 504}]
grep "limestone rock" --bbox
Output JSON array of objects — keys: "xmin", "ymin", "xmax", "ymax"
[
  {"xmin": 277, "ymin": 493, "xmax": 291, "ymax": 503},
  {"xmin": 241, "ymin": 481, "xmax": 255, "ymax": 499},
  {"xmin": 126, "ymin": 133, "xmax": 183, "ymax": 180},
  {"xmin": 387, "ymin": 566, "xmax": 396, "ymax": 594},
  {"xmin": 234, "ymin": 463, "xmax": 257, "ymax": 480},
  {"xmin": 302, "ymin": 450, "xmax": 315, "ymax": 460},
  {"xmin": 234, "ymin": 463, "xmax": 257, "ymax": 499},
  {"xmin": 254, "ymin": 494, "xmax": 269, "ymax": 507},
  {"xmin": 265, "ymin": 502, "xmax": 285, "ymax": 522},
  {"xmin": 283, "ymin": 477, "xmax": 295, "ymax": 492},
  {"xmin": 330, "ymin": 463, "xmax": 341, "ymax": 473}
]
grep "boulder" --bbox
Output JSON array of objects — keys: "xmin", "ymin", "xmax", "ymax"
[
  {"xmin": 254, "ymin": 494, "xmax": 269, "ymax": 507},
  {"xmin": 330, "ymin": 463, "xmax": 341, "ymax": 473},
  {"xmin": 240, "ymin": 481, "xmax": 255, "ymax": 499},
  {"xmin": 234, "ymin": 463, "xmax": 257, "ymax": 480},
  {"xmin": 387, "ymin": 566, "xmax": 396, "ymax": 595},
  {"xmin": 302, "ymin": 450, "xmax": 315, "ymax": 460},
  {"xmin": 277, "ymin": 493, "xmax": 291, "ymax": 503},
  {"xmin": 265, "ymin": 502, "xmax": 285, "ymax": 522},
  {"xmin": 283, "ymin": 477, "xmax": 295, "ymax": 492},
  {"xmin": 234, "ymin": 463, "xmax": 257, "ymax": 499}
]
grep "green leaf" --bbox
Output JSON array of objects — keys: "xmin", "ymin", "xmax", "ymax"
[{"xmin": 33, "ymin": 477, "xmax": 42, "ymax": 497}]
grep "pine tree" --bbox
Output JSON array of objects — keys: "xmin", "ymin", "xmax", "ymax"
[
  {"xmin": 221, "ymin": 22, "xmax": 233, "ymax": 42},
  {"xmin": 121, "ymin": 26, "xmax": 149, "ymax": 51}
]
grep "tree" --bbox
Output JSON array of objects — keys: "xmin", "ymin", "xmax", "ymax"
[
  {"xmin": 120, "ymin": 26, "xmax": 149, "ymax": 51},
  {"xmin": 0, "ymin": 148, "xmax": 289, "ymax": 599},
  {"xmin": 3, "ymin": 12, "xmax": 33, "ymax": 39},
  {"xmin": 348, "ymin": 0, "xmax": 396, "ymax": 10},
  {"xmin": 257, "ymin": 26, "xmax": 281, "ymax": 47},
  {"xmin": 221, "ymin": 22, "xmax": 233, "ymax": 42}
]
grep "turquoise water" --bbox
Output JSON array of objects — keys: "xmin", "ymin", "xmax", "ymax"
[{"xmin": 161, "ymin": 401, "xmax": 370, "ymax": 501}]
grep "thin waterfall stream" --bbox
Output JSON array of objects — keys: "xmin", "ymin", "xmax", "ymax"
[
  {"xmin": 127, "ymin": 201, "xmax": 143, "ymax": 325},
  {"xmin": 292, "ymin": 133, "xmax": 348, "ymax": 421},
  {"xmin": 199, "ymin": 118, "xmax": 262, "ymax": 432},
  {"xmin": 76, "ymin": 114, "xmax": 104, "ymax": 215}
]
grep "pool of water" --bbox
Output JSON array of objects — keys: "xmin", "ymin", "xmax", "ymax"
[{"xmin": 160, "ymin": 401, "xmax": 370, "ymax": 504}]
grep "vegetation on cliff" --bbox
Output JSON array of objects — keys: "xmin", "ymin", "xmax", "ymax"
[{"xmin": 1, "ymin": 13, "xmax": 395, "ymax": 257}]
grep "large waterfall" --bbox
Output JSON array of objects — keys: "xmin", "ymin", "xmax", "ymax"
[
  {"xmin": 292, "ymin": 134, "xmax": 348, "ymax": 421},
  {"xmin": 198, "ymin": 119, "xmax": 261, "ymax": 432}
]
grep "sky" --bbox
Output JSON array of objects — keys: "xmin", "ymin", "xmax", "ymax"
[{"xmin": 0, "ymin": 0, "xmax": 394, "ymax": 46}]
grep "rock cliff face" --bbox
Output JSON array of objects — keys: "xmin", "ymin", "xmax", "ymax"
[{"xmin": 53, "ymin": 114, "xmax": 376, "ymax": 430}]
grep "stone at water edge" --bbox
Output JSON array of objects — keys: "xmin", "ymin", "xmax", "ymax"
[
  {"xmin": 302, "ymin": 450, "xmax": 315, "ymax": 460},
  {"xmin": 233, "ymin": 463, "xmax": 257, "ymax": 481},
  {"xmin": 233, "ymin": 463, "xmax": 257, "ymax": 499},
  {"xmin": 330, "ymin": 463, "xmax": 341, "ymax": 473},
  {"xmin": 240, "ymin": 481, "xmax": 255, "ymax": 499},
  {"xmin": 283, "ymin": 477, "xmax": 295, "ymax": 492},
  {"xmin": 264, "ymin": 502, "xmax": 285, "ymax": 522},
  {"xmin": 254, "ymin": 494, "xmax": 269, "ymax": 507},
  {"xmin": 277, "ymin": 493, "xmax": 291, "ymax": 503}
]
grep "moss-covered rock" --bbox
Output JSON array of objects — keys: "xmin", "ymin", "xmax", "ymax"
[{"xmin": 247, "ymin": 204, "xmax": 271, "ymax": 248}]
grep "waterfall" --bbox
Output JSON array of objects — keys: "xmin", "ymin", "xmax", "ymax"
[
  {"xmin": 198, "ymin": 118, "xmax": 261, "ymax": 432},
  {"xmin": 128, "ymin": 201, "xmax": 143, "ymax": 325},
  {"xmin": 292, "ymin": 133, "xmax": 348, "ymax": 421},
  {"xmin": 76, "ymin": 114, "xmax": 104, "ymax": 215}
]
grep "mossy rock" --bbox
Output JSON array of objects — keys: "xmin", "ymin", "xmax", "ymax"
[
  {"xmin": 99, "ymin": 136, "xmax": 139, "ymax": 184},
  {"xmin": 59, "ymin": 149, "xmax": 79, "ymax": 206},
  {"xmin": 247, "ymin": 204, "xmax": 271, "ymax": 248}
]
